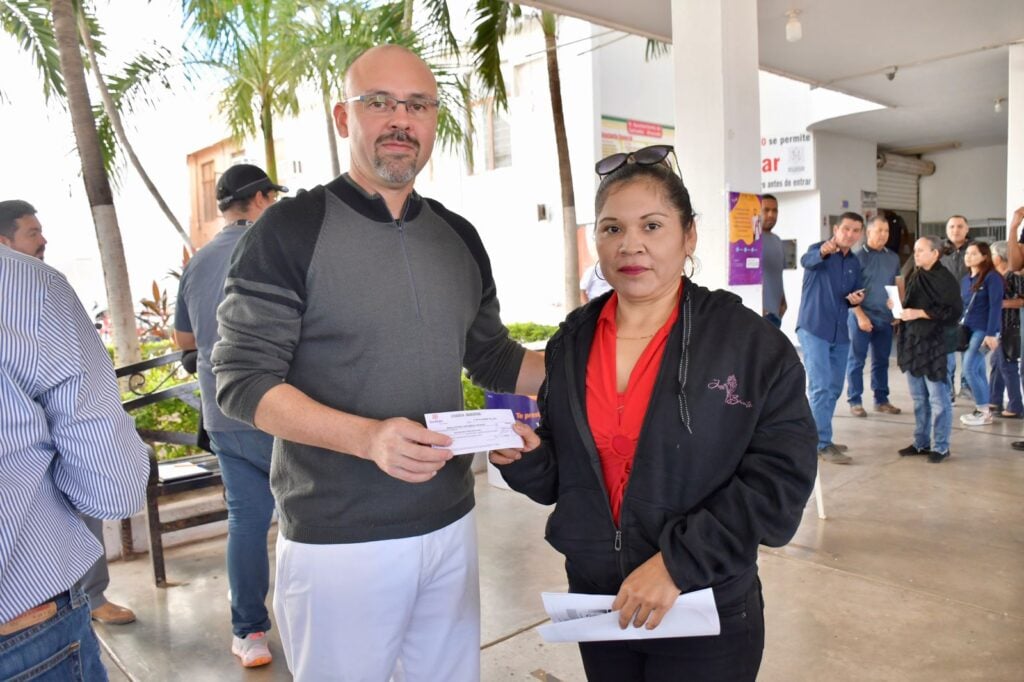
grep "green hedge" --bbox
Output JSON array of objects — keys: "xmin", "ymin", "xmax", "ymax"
[
  {"xmin": 119, "ymin": 341, "xmax": 200, "ymax": 461},
  {"xmin": 506, "ymin": 322, "xmax": 558, "ymax": 343},
  {"xmin": 460, "ymin": 322, "xmax": 556, "ymax": 406},
  {"xmin": 117, "ymin": 323, "xmax": 557, "ymax": 458}
]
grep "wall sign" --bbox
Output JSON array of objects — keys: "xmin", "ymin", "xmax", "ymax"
[{"xmin": 760, "ymin": 132, "xmax": 814, "ymax": 192}]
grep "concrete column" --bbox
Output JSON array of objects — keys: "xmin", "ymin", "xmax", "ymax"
[
  {"xmin": 1007, "ymin": 44, "xmax": 1024, "ymax": 231},
  {"xmin": 671, "ymin": 0, "xmax": 762, "ymax": 310}
]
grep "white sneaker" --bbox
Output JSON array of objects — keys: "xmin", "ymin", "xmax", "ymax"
[
  {"xmin": 961, "ymin": 411, "xmax": 993, "ymax": 426},
  {"xmin": 232, "ymin": 632, "xmax": 272, "ymax": 668}
]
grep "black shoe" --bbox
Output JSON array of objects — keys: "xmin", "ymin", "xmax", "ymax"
[
  {"xmin": 898, "ymin": 444, "xmax": 929, "ymax": 456},
  {"xmin": 1012, "ymin": 441, "xmax": 1024, "ymax": 452},
  {"xmin": 927, "ymin": 450, "xmax": 950, "ymax": 463}
]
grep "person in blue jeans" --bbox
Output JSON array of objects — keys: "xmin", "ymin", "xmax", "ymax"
[
  {"xmin": 987, "ymin": 241, "xmax": 1023, "ymax": 417},
  {"xmin": 894, "ymin": 236, "xmax": 963, "ymax": 463},
  {"xmin": 0, "ymin": 244, "xmax": 149, "ymax": 680},
  {"xmin": 174, "ymin": 164, "xmax": 287, "ymax": 668},
  {"xmin": 796, "ymin": 213, "xmax": 866, "ymax": 464},
  {"xmin": 958, "ymin": 242, "xmax": 1004, "ymax": 427},
  {"xmin": 847, "ymin": 216, "xmax": 902, "ymax": 417},
  {"xmin": 1005, "ymin": 206, "xmax": 1024, "ymax": 450}
]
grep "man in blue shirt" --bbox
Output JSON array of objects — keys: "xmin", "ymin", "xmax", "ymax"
[
  {"xmin": 174, "ymin": 164, "xmax": 285, "ymax": 668},
  {"xmin": 847, "ymin": 216, "xmax": 902, "ymax": 417},
  {"xmin": 0, "ymin": 244, "xmax": 149, "ymax": 680},
  {"xmin": 796, "ymin": 212, "xmax": 866, "ymax": 464}
]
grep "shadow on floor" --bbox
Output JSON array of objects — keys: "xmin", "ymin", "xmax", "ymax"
[{"xmin": 97, "ymin": 370, "xmax": 1024, "ymax": 681}]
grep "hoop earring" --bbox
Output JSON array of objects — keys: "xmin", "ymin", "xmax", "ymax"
[{"xmin": 683, "ymin": 257, "xmax": 694, "ymax": 279}]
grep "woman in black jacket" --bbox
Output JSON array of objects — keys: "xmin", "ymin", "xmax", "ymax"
[
  {"xmin": 893, "ymin": 235, "xmax": 963, "ymax": 462},
  {"xmin": 491, "ymin": 148, "xmax": 817, "ymax": 681}
]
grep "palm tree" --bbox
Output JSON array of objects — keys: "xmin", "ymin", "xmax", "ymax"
[
  {"xmin": 300, "ymin": 1, "xmax": 409, "ymax": 177},
  {"xmin": 539, "ymin": 10, "xmax": 580, "ymax": 310},
  {"xmin": 184, "ymin": 0, "xmax": 305, "ymax": 182},
  {"xmin": 469, "ymin": 2, "xmax": 580, "ymax": 309},
  {"xmin": 3, "ymin": 1, "xmax": 193, "ymax": 252},
  {"xmin": 76, "ymin": 9, "xmax": 192, "ymax": 251},
  {"xmin": 50, "ymin": 0, "xmax": 140, "ymax": 365}
]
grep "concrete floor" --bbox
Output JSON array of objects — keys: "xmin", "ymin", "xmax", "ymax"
[{"xmin": 95, "ymin": 371, "xmax": 1024, "ymax": 681}]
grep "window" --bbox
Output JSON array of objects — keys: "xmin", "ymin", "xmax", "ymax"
[
  {"xmin": 200, "ymin": 161, "xmax": 217, "ymax": 222},
  {"xmin": 470, "ymin": 99, "xmax": 512, "ymax": 174}
]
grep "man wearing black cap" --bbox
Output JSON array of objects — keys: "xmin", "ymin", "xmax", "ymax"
[{"xmin": 173, "ymin": 163, "xmax": 285, "ymax": 668}]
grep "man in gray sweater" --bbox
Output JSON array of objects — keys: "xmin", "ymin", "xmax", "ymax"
[{"xmin": 213, "ymin": 45, "xmax": 544, "ymax": 681}]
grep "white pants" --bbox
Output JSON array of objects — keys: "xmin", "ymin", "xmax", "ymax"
[{"xmin": 274, "ymin": 511, "xmax": 480, "ymax": 682}]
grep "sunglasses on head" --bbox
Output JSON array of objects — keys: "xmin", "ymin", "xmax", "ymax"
[{"xmin": 595, "ymin": 144, "xmax": 677, "ymax": 177}]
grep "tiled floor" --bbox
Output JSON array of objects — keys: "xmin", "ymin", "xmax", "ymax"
[{"xmin": 96, "ymin": 368, "xmax": 1024, "ymax": 680}]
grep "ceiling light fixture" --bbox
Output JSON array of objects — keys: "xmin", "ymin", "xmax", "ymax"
[
  {"xmin": 994, "ymin": 97, "xmax": 1006, "ymax": 113},
  {"xmin": 785, "ymin": 9, "xmax": 802, "ymax": 43}
]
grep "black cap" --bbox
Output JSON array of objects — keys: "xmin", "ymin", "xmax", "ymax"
[{"xmin": 216, "ymin": 164, "xmax": 288, "ymax": 211}]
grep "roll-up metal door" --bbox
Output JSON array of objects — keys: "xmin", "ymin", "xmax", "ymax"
[{"xmin": 877, "ymin": 168, "xmax": 918, "ymax": 211}]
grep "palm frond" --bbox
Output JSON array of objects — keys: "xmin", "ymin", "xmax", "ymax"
[
  {"xmin": 0, "ymin": 0, "xmax": 65, "ymax": 100},
  {"xmin": 415, "ymin": 0, "xmax": 459, "ymax": 60},
  {"xmin": 434, "ymin": 71, "xmax": 471, "ymax": 154},
  {"xmin": 469, "ymin": 0, "xmax": 520, "ymax": 110},
  {"xmin": 102, "ymin": 46, "xmax": 177, "ymax": 114},
  {"xmin": 91, "ymin": 100, "xmax": 123, "ymax": 186},
  {"xmin": 645, "ymin": 38, "xmax": 670, "ymax": 61}
]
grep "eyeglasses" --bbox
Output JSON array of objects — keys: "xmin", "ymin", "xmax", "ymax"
[
  {"xmin": 595, "ymin": 145, "xmax": 677, "ymax": 177},
  {"xmin": 345, "ymin": 93, "xmax": 440, "ymax": 119}
]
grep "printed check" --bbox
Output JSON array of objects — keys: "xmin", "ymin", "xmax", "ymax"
[{"xmin": 425, "ymin": 409, "xmax": 525, "ymax": 456}]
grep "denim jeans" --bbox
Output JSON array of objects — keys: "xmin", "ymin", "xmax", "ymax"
[
  {"xmin": 904, "ymin": 372, "xmax": 952, "ymax": 454},
  {"xmin": 846, "ymin": 313, "xmax": 894, "ymax": 407},
  {"xmin": 0, "ymin": 587, "xmax": 106, "ymax": 681},
  {"xmin": 962, "ymin": 329, "xmax": 990, "ymax": 409},
  {"xmin": 797, "ymin": 328, "xmax": 849, "ymax": 450},
  {"xmin": 763, "ymin": 313, "xmax": 782, "ymax": 329},
  {"xmin": 989, "ymin": 348, "xmax": 1023, "ymax": 414},
  {"xmin": 208, "ymin": 429, "xmax": 275, "ymax": 638},
  {"xmin": 947, "ymin": 351, "xmax": 967, "ymax": 396}
]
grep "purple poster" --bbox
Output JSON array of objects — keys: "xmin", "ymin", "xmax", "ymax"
[
  {"xmin": 484, "ymin": 392, "xmax": 540, "ymax": 429},
  {"xmin": 728, "ymin": 191, "xmax": 763, "ymax": 286}
]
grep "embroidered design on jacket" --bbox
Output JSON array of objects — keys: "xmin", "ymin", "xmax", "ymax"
[{"xmin": 707, "ymin": 375, "xmax": 752, "ymax": 408}]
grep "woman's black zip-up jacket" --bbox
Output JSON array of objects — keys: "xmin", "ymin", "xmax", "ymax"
[{"xmin": 498, "ymin": 279, "xmax": 817, "ymax": 610}]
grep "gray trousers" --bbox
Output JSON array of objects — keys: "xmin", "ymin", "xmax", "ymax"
[{"xmin": 78, "ymin": 516, "xmax": 109, "ymax": 608}]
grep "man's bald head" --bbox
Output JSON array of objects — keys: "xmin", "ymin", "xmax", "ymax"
[{"xmin": 344, "ymin": 45, "xmax": 436, "ymax": 99}]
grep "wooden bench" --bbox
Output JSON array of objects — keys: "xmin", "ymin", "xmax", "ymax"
[{"xmin": 116, "ymin": 351, "xmax": 226, "ymax": 587}]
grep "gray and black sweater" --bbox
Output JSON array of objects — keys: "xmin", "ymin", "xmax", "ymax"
[{"xmin": 212, "ymin": 174, "xmax": 525, "ymax": 544}]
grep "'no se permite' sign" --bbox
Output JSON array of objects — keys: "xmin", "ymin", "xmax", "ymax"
[{"xmin": 761, "ymin": 132, "xmax": 815, "ymax": 193}]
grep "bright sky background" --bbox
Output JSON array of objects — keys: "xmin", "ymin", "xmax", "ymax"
[{"xmin": 0, "ymin": 0, "xmax": 222, "ymax": 314}]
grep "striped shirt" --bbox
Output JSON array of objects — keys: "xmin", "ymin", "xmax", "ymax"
[{"xmin": 0, "ymin": 246, "xmax": 149, "ymax": 622}]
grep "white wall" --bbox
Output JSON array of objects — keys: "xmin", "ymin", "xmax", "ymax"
[
  {"xmin": 417, "ymin": 17, "xmax": 602, "ymax": 325},
  {"xmin": 815, "ymin": 132, "xmax": 878, "ymax": 231},
  {"xmin": 417, "ymin": 21, "xmax": 679, "ymax": 325},
  {"xmin": 919, "ymin": 144, "xmax": 1008, "ymax": 223}
]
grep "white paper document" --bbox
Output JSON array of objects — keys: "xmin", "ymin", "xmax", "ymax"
[
  {"xmin": 424, "ymin": 409, "xmax": 524, "ymax": 456},
  {"xmin": 537, "ymin": 588, "xmax": 720, "ymax": 643},
  {"xmin": 885, "ymin": 285, "xmax": 903, "ymax": 318},
  {"xmin": 157, "ymin": 461, "xmax": 211, "ymax": 482}
]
